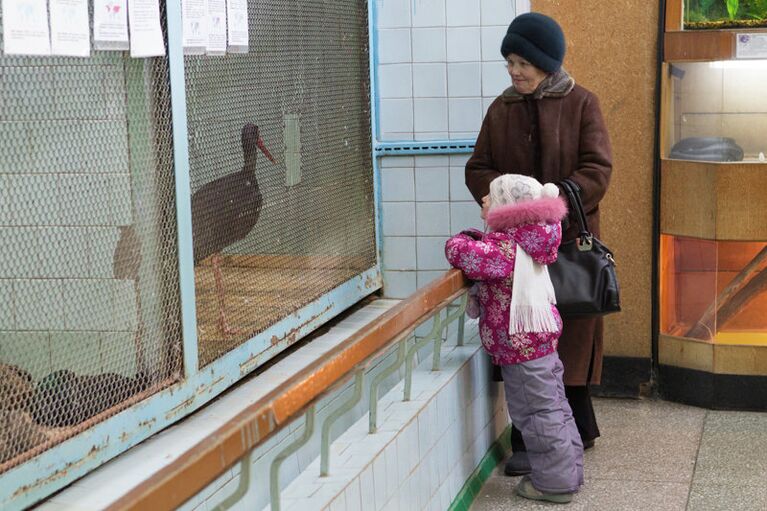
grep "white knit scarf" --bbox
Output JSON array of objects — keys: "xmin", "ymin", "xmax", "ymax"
[{"xmin": 508, "ymin": 245, "xmax": 559, "ymax": 335}]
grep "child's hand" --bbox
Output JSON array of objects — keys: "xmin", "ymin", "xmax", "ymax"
[{"xmin": 480, "ymin": 195, "xmax": 490, "ymax": 220}]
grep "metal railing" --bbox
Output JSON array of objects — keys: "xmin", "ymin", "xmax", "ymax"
[{"xmin": 107, "ymin": 269, "xmax": 469, "ymax": 510}]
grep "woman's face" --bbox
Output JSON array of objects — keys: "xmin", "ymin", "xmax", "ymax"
[{"xmin": 506, "ymin": 53, "xmax": 548, "ymax": 95}]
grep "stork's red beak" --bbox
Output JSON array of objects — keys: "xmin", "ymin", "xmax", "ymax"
[{"xmin": 257, "ymin": 137, "xmax": 276, "ymax": 164}]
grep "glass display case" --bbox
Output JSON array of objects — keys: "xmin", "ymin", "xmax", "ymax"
[
  {"xmin": 663, "ymin": 61, "xmax": 767, "ymax": 163},
  {"xmin": 660, "ymin": 236, "xmax": 767, "ymax": 345},
  {"xmin": 660, "ymin": 0, "xmax": 767, "ymax": 411},
  {"xmin": 684, "ymin": 0, "xmax": 767, "ymax": 30}
]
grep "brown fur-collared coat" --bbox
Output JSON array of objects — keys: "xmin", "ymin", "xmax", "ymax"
[{"xmin": 465, "ymin": 69, "xmax": 612, "ymax": 386}]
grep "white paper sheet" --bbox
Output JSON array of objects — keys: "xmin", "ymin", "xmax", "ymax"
[
  {"xmin": 50, "ymin": 0, "xmax": 90, "ymax": 57},
  {"xmin": 93, "ymin": 0, "xmax": 129, "ymax": 50},
  {"xmin": 226, "ymin": 0, "xmax": 249, "ymax": 52},
  {"xmin": 206, "ymin": 0, "xmax": 226, "ymax": 55},
  {"xmin": 128, "ymin": 0, "xmax": 166, "ymax": 57},
  {"xmin": 736, "ymin": 34, "xmax": 767, "ymax": 59},
  {"xmin": 182, "ymin": 0, "xmax": 208, "ymax": 54},
  {"xmin": 1, "ymin": 0, "xmax": 52, "ymax": 55}
]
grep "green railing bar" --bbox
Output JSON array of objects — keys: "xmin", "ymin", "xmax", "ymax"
[
  {"xmin": 403, "ymin": 313, "xmax": 442, "ymax": 402},
  {"xmin": 210, "ymin": 450, "xmax": 251, "ymax": 511},
  {"xmin": 369, "ymin": 338, "xmax": 408, "ymax": 434},
  {"xmin": 457, "ymin": 309, "xmax": 466, "ymax": 347},
  {"xmin": 434, "ymin": 294, "xmax": 469, "ymax": 371},
  {"xmin": 269, "ymin": 406, "xmax": 316, "ymax": 511},
  {"xmin": 320, "ymin": 370, "xmax": 364, "ymax": 477}
]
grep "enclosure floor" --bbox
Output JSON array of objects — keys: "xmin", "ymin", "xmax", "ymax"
[
  {"xmin": 471, "ymin": 398, "xmax": 767, "ymax": 511},
  {"xmin": 194, "ymin": 258, "xmax": 362, "ymax": 366}
]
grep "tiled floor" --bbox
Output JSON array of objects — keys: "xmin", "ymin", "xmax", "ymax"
[{"xmin": 471, "ymin": 398, "xmax": 767, "ymax": 511}]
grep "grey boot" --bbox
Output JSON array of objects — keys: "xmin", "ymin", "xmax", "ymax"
[
  {"xmin": 504, "ymin": 450, "xmax": 532, "ymax": 476},
  {"xmin": 515, "ymin": 476, "xmax": 574, "ymax": 504}
]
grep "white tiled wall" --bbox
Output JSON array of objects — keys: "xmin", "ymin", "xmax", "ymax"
[
  {"xmin": 258, "ymin": 331, "xmax": 507, "ymax": 511},
  {"xmin": 377, "ymin": 1, "xmax": 527, "ymax": 299},
  {"xmin": 376, "ymin": 0, "xmax": 519, "ymax": 141},
  {"xmin": 381, "ymin": 154, "xmax": 484, "ymax": 298}
]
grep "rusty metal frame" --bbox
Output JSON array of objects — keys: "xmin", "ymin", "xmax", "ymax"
[{"xmin": 105, "ymin": 269, "xmax": 467, "ymax": 511}]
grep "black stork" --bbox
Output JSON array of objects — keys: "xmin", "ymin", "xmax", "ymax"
[{"xmin": 191, "ymin": 123, "xmax": 276, "ymax": 335}]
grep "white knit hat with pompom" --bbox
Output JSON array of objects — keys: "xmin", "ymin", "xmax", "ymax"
[{"xmin": 489, "ymin": 174, "xmax": 559, "ymax": 209}]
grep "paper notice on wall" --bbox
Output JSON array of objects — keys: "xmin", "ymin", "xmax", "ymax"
[
  {"xmin": 128, "ymin": 0, "xmax": 166, "ymax": 57},
  {"xmin": 226, "ymin": 0, "xmax": 249, "ymax": 52},
  {"xmin": 206, "ymin": 0, "xmax": 226, "ymax": 55},
  {"xmin": 93, "ymin": 0, "xmax": 129, "ymax": 50},
  {"xmin": 50, "ymin": 0, "xmax": 90, "ymax": 57},
  {"xmin": 736, "ymin": 33, "xmax": 767, "ymax": 59},
  {"xmin": 182, "ymin": 0, "xmax": 208, "ymax": 54},
  {"xmin": 1, "ymin": 0, "xmax": 52, "ymax": 55}
]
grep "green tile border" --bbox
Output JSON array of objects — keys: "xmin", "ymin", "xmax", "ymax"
[{"xmin": 447, "ymin": 425, "xmax": 512, "ymax": 511}]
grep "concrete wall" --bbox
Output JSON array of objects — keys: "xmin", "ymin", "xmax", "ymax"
[{"xmin": 531, "ymin": 0, "xmax": 659, "ymax": 365}]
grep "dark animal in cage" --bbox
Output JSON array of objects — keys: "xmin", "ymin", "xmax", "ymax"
[
  {"xmin": 1, "ymin": 365, "xmax": 48, "ymax": 464},
  {"xmin": 0, "ymin": 364, "xmax": 34, "ymax": 412},
  {"xmin": 191, "ymin": 123, "xmax": 276, "ymax": 335}
]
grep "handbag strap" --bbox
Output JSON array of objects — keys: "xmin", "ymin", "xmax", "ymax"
[{"xmin": 560, "ymin": 179, "xmax": 593, "ymax": 250}]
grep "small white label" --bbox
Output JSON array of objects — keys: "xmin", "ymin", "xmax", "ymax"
[
  {"xmin": 1, "ymin": 0, "xmax": 51, "ymax": 55},
  {"xmin": 182, "ymin": 0, "xmax": 208, "ymax": 54},
  {"xmin": 226, "ymin": 0, "xmax": 249, "ymax": 52},
  {"xmin": 128, "ymin": 0, "xmax": 166, "ymax": 57},
  {"xmin": 206, "ymin": 0, "xmax": 227, "ymax": 55},
  {"xmin": 50, "ymin": 0, "xmax": 90, "ymax": 57},
  {"xmin": 736, "ymin": 33, "xmax": 767, "ymax": 59},
  {"xmin": 93, "ymin": 0, "xmax": 129, "ymax": 50}
]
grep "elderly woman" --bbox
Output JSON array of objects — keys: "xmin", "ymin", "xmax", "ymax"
[{"xmin": 465, "ymin": 12, "xmax": 612, "ymax": 476}]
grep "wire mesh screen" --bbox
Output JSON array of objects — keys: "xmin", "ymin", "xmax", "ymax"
[
  {"xmin": 0, "ymin": 10, "xmax": 182, "ymax": 472},
  {"xmin": 184, "ymin": 0, "xmax": 376, "ymax": 365}
]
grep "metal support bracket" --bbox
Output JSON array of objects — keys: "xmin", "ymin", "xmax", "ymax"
[
  {"xmin": 320, "ymin": 370, "xmax": 364, "ymax": 476},
  {"xmin": 269, "ymin": 406, "xmax": 316, "ymax": 511},
  {"xmin": 369, "ymin": 338, "xmax": 407, "ymax": 433}
]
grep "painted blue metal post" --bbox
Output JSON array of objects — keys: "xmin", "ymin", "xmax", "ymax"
[
  {"xmin": 166, "ymin": 0, "xmax": 199, "ymax": 377},
  {"xmin": 369, "ymin": 1, "xmax": 384, "ymax": 260}
]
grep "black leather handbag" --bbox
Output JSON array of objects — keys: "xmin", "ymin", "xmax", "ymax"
[{"xmin": 549, "ymin": 179, "xmax": 621, "ymax": 317}]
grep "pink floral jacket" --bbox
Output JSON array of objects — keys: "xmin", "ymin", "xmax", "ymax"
[{"xmin": 445, "ymin": 196, "xmax": 567, "ymax": 365}]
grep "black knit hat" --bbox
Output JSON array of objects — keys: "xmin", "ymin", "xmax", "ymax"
[{"xmin": 500, "ymin": 12, "xmax": 566, "ymax": 73}]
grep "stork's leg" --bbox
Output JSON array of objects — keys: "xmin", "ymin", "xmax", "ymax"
[{"xmin": 212, "ymin": 253, "xmax": 240, "ymax": 335}]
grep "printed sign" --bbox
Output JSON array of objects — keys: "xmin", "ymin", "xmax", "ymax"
[
  {"xmin": 94, "ymin": 0, "xmax": 129, "ymax": 50},
  {"xmin": 226, "ymin": 0, "xmax": 249, "ymax": 52},
  {"xmin": 50, "ymin": 0, "xmax": 90, "ymax": 57},
  {"xmin": 736, "ymin": 33, "xmax": 767, "ymax": 59},
  {"xmin": 182, "ymin": 0, "xmax": 208, "ymax": 54},
  {"xmin": 207, "ymin": 0, "xmax": 226, "ymax": 55},
  {"xmin": 128, "ymin": 0, "xmax": 166, "ymax": 57},
  {"xmin": 2, "ymin": 0, "xmax": 52, "ymax": 55}
]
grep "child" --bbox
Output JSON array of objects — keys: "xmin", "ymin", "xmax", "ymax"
[{"xmin": 445, "ymin": 174, "xmax": 583, "ymax": 503}]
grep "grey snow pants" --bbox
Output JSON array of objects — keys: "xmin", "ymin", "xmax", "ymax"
[{"xmin": 501, "ymin": 352, "xmax": 584, "ymax": 493}]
